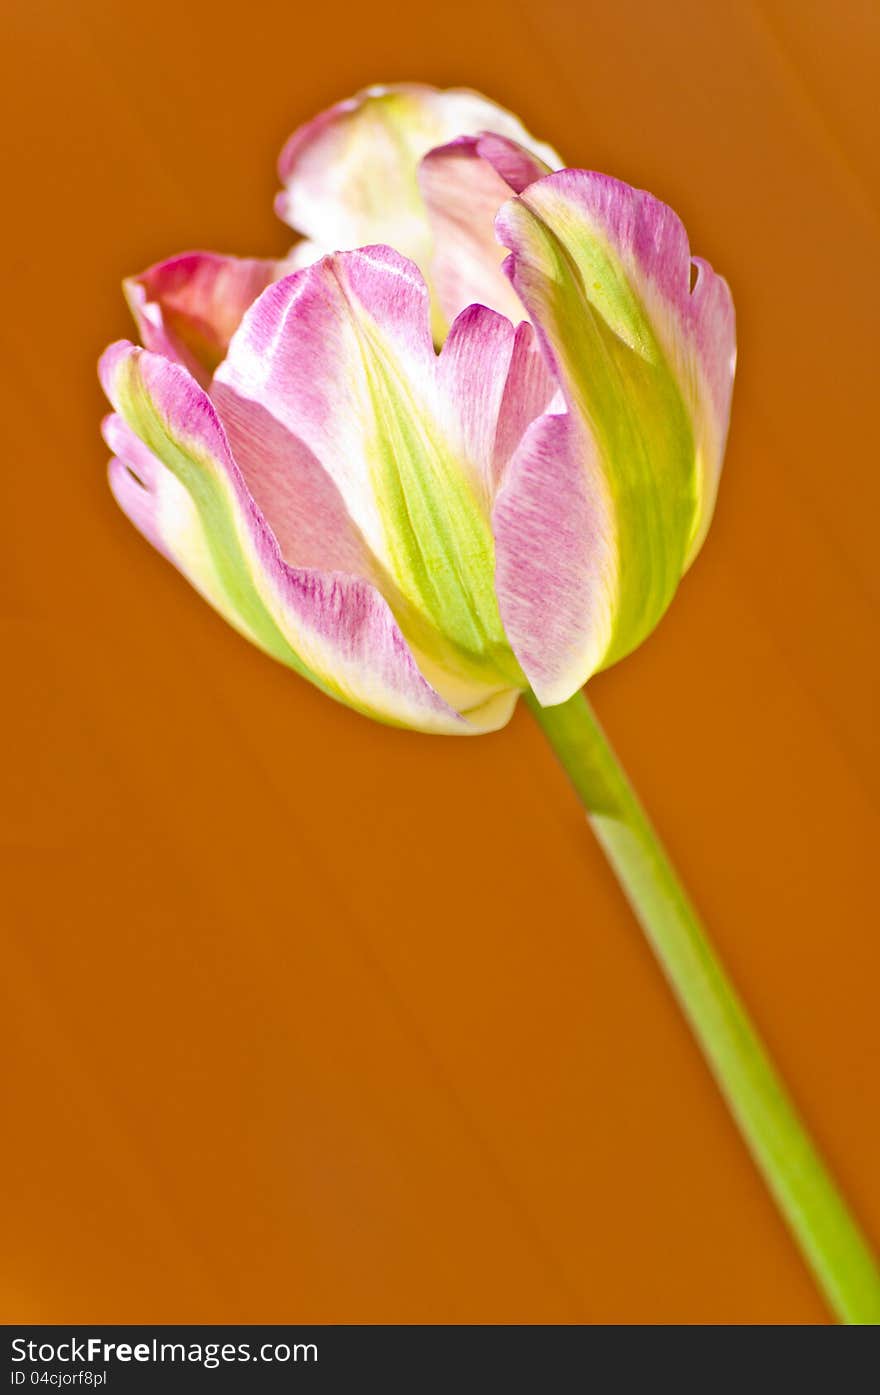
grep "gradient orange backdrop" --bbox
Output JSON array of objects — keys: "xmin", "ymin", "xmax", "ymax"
[{"xmin": 2, "ymin": 0, "xmax": 878, "ymax": 1325}]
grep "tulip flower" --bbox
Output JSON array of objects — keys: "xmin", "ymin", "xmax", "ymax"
[
  {"xmin": 100, "ymin": 84, "xmax": 880, "ymax": 1323},
  {"xmin": 102, "ymin": 84, "xmax": 733, "ymax": 731}
]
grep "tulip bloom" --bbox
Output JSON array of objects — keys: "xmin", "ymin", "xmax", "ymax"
[
  {"xmin": 102, "ymin": 83, "xmax": 733, "ymax": 733},
  {"xmin": 100, "ymin": 85, "xmax": 880, "ymax": 1323}
]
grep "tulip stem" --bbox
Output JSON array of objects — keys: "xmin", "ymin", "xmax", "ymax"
[{"xmin": 526, "ymin": 687, "xmax": 880, "ymax": 1325}]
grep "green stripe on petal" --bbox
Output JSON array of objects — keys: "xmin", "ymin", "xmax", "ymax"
[
  {"xmin": 214, "ymin": 249, "xmax": 531, "ymax": 701},
  {"xmin": 101, "ymin": 342, "xmax": 495, "ymax": 733},
  {"xmin": 104, "ymin": 344, "xmax": 318, "ymax": 674},
  {"xmin": 350, "ymin": 309, "xmax": 514, "ymax": 676},
  {"xmin": 498, "ymin": 171, "xmax": 734, "ymax": 674}
]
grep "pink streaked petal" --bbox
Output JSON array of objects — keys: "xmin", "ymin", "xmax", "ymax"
[
  {"xmin": 419, "ymin": 133, "xmax": 553, "ymax": 326},
  {"xmin": 214, "ymin": 247, "xmax": 439, "ymax": 576},
  {"xmin": 209, "ymin": 381, "xmax": 380, "ymax": 579},
  {"xmin": 99, "ymin": 340, "xmax": 501, "ymax": 733},
  {"xmin": 471, "ymin": 131, "xmax": 553, "ymax": 194},
  {"xmin": 493, "ymin": 411, "xmax": 616, "ymax": 705},
  {"xmin": 103, "ymin": 412, "xmax": 163, "ymax": 491},
  {"xmin": 124, "ymin": 251, "xmax": 280, "ymax": 386},
  {"xmin": 104, "ymin": 409, "xmax": 260, "ymax": 637},
  {"xmin": 105, "ymin": 414, "xmax": 178, "ymax": 567},
  {"xmin": 437, "ymin": 306, "xmax": 556, "ymax": 500},
  {"xmin": 498, "ymin": 170, "xmax": 736, "ymax": 564},
  {"xmin": 493, "ymin": 325, "xmax": 566, "ymax": 487}
]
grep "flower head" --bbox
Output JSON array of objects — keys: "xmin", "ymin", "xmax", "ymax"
[{"xmin": 101, "ymin": 83, "xmax": 735, "ymax": 732}]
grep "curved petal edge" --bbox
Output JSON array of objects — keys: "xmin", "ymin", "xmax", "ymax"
[{"xmin": 99, "ymin": 340, "xmax": 512, "ymax": 733}]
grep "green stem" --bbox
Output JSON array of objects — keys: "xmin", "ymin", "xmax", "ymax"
[{"xmin": 526, "ymin": 688, "xmax": 880, "ymax": 1325}]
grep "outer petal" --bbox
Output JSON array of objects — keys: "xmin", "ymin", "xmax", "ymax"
[
  {"xmin": 493, "ymin": 412, "xmax": 616, "ymax": 703},
  {"xmin": 418, "ymin": 133, "xmax": 552, "ymax": 326},
  {"xmin": 99, "ymin": 340, "xmax": 509, "ymax": 733},
  {"xmin": 208, "ymin": 387, "xmax": 381, "ymax": 581},
  {"xmin": 214, "ymin": 248, "xmax": 555, "ymax": 710},
  {"xmin": 496, "ymin": 170, "xmax": 736, "ymax": 697},
  {"xmin": 124, "ymin": 252, "xmax": 281, "ymax": 386},
  {"xmin": 275, "ymin": 84, "xmax": 561, "ymax": 331}
]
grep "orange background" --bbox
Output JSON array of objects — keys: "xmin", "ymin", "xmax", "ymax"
[{"xmin": 2, "ymin": 0, "xmax": 878, "ymax": 1325}]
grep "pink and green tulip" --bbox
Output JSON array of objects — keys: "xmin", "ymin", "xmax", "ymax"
[
  {"xmin": 101, "ymin": 82, "xmax": 733, "ymax": 732},
  {"xmin": 99, "ymin": 84, "xmax": 880, "ymax": 1323}
]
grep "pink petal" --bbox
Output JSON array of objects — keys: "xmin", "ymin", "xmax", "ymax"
[
  {"xmin": 437, "ymin": 305, "xmax": 557, "ymax": 499},
  {"xmin": 124, "ymin": 251, "xmax": 280, "ymax": 386},
  {"xmin": 498, "ymin": 170, "xmax": 736, "ymax": 567},
  {"xmin": 493, "ymin": 412, "xmax": 616, "ymax": 705},
  {"xmin": 490, "ymin": 170, "xmax": 736, "ymax": 697},
  {"xmin": 418, "ymin": 133, "xmax": 553, "ymax": 326},
  {"xmin": 209, "ymin": 383, "xmax": 381, "ymax": 581},
  {"xmin": 214, "ymin": 247, "xmax": 437, "ymax": 576},
  {"xmin": 99, "ymin": 340, "xmax": 503, "ymax": 733}
]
